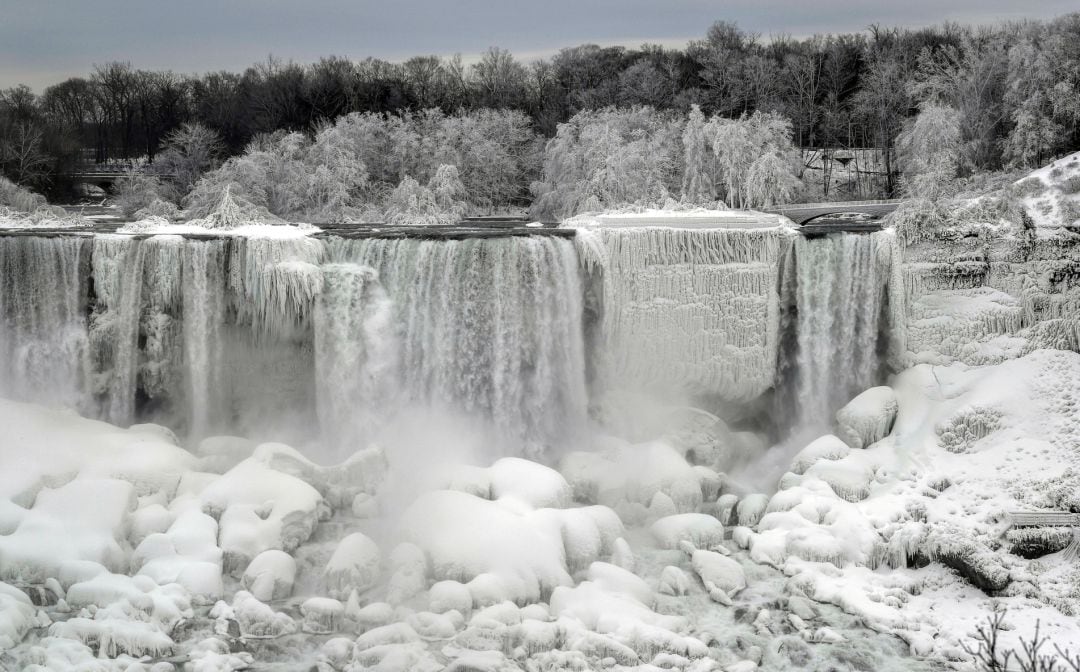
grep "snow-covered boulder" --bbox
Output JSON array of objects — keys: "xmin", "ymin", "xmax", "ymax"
[
  {"xmin": 199, "ymin": 456, "xmax": 326, "ymax": 572},
  {"xmin": 658, "ymin": 566, "xmax": 692, "ymax": 596},
  {"xmin": 0, "ymin": 478, "xmax": 136, "ymax": 581},
  {"xmin": 0, "ymin": 582, "xmax": 35, "ymax": 650},
  {"xmin": 790, "ymin": 435, "xmax": 851, "ymax": 475},
  {"xmin": 650, "ymin": 513, "xmax": 725, "ymax": 550},
  {"xmin": 487, "ymin": 457, "xmax": 572, "ymax": 508},
  {"xmin": 690, "ymin": 550, "xmax": 746, "ymax": 602},
  {"xmin": 429, "ymin": 580, "xmax": 472, "ymax": 614},
  {"xmin": 241, "ymin": 550, "xmax": 296, "ymax": 602},
  {"xmin": 324, "ymin": 532, "xmax": 381, "ymax": 600},
  {"xmin": 835, "ymin": 387, "xmax": 898, "ymax": 449},
  {"xmin": 402, "ymin": 490, "xmax": 572, "ymax": 601},
  {"xmin": 133, "ymin": 506, "xmax": 223, "ymax": 599},
  {"xmin": 387, "ymin": 542, "xmax": 428, "ymax": 605},
  {"xmin": 301, "ymin": 596, "xmax": 344, "ymax": 634},
  {"xmin": 559, "ymin": 440, "xmax": 710, "ymax": 512}
]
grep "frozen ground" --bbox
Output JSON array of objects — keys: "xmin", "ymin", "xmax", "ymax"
[{"xmin": 2, "ymin": 348, "xmax": 1080, "ymax": 670}]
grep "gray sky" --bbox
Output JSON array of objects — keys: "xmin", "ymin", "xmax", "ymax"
[{"xmin": 2, "ymin": 0, "xmax": 1076, "ymax": 91}]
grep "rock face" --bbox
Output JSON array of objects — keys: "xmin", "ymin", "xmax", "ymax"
[{"xmin": 835, "ymin": 387, "xmax": 898, "ymax": 449}]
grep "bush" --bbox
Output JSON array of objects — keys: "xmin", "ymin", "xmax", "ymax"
[{"xmin": 965, "ymin": 608, "xmax": 1080, "ymax": 672}]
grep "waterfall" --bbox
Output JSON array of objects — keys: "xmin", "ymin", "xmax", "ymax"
[
  {"xmin": 182, "ymin": 240, "xmax": 227, "ymax": 439},
  {"xmin": 789, "ymin": 231, "xmax": 899, "ymax": 430},
  {"xmin": 0, "ymin": 236, "xmax": 90, "ymax": 410},
  {"xmin": 314, "ymin": 263, "xmax": 397, "ymax": 453},
  {"xmin": 326, "ymin": 236, "xmax": 589, "ymax": 456}
]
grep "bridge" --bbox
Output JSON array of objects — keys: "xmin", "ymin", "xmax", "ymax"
[{"xmin": 63, "ymin": 163, "xmax": 176, "ymax": 190}]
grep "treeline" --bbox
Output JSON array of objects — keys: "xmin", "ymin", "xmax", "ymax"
[{"xmin": 1, "ymin": 14, "xmax": 1079, "ymax": 203}]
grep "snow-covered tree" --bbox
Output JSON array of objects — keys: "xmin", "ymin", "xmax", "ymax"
[
  {"xmin": 154, "ymin": 122, "xmax": 224, "ymax": 196},
  {"xmin": 680, "ymin": 104, "xmax": 714, "ymax": 204},
  {"xmin": 530, "ymin": 107, "xmax": 682, "ymax": 219},
  {"xmin": 382, "ymin": 166, "xmax": 469, "ymax": 226},
  {"xmin": 896, "ymin": 104, "xmax": 963, "ymax": 201},
  {"xmin": 708, "ymin": 110, "xmax": 799, "ymax": 208}
]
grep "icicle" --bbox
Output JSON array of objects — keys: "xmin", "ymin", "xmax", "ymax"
[{"xmin": 228, "ymin": 236, "xmax": 326, "ymax": 339}]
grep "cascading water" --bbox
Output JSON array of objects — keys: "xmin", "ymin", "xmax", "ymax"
[
  {"xmin": 326, "ymin": 236, "xmax": 589, "ymax": 457},
  {"xmin": 0, "ymin": 231, "xmax": 589, "ymax": 458},
  {"xmin": 788, "ymin": 231, "xmax": 901, "ymax": 430},
  {"xmin": 0, "ymin": 236, "xmax": 90, "ymax": 410},
  {"xmin": 90, "ymin": 235, "xmax": 151, "ymax": 426},
  {"xmin": 0, "ymin": 225, "xmax": 900, "ymax": 457},
  {"xmin": 314, "ymin": 263, "xmax": 398, "ymax": 453},
  {"xmin": 182, "ymin": 240, "xmax": 227, "ymax": 439}
]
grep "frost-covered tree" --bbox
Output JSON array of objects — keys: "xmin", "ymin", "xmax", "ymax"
[
  {"xmin": 680, "ymin": 104, "xmax": 714, "ymax": 204},
  {"xmin": 708, "ymin": 110, "xmax": 799, "ymax": 209},
  {"xmin": 153, "ymin": 122, "xmax": 224, "ymax": 196},
  {"xmin": 896, "ymin": 104, "xmax": 963, "ymax": 201},
  {"xmin": 383, "ymin": 167, "xmax": 468, "ymax": 226},
  {"xmin": 530, "ymin": 107, "xmax": 681, "ymax": 219}
]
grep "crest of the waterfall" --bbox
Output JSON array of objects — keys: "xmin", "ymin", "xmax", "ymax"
[
  {"xmin": 0, "ymin": 237, "xmax": 91, "ymax": 411},
  {"xmin": 314, "ymin": 263, "xmax": 398, "ymax": 454},
  {"xmin": 789, "ymin": 231, "xmax": 900, "ymax": 431},
  {"xmin": 326, "ymin": 236, "xmax": 589, "ymax": 457}
]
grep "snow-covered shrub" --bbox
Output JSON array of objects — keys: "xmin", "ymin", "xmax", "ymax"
[
  {"xmin": 935, "ymin": 405, "xmax": 1002, "ymax": 453},
  {"xmin": 115, "ymin": 170, "xmax": 172, "ymax": 219}
]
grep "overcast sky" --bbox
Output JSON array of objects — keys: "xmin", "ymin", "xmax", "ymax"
[{"xmin": 2, "ymin": 0, "xmax": 1076, "ymax": 91}]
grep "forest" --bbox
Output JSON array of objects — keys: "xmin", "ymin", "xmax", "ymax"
[{"xmin": 1, "ymin": 14, "xmax": 1079, "ymax": 220}]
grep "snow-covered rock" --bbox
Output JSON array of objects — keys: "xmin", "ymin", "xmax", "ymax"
[
  {"xmin": 836, "ymin": 386, "xmax": 899, "ymax": 449},
  {"xmin": 324, "ymin": 532, "xmax": 381, "ymax": 600},
  {"xmin": 650, "ymin": 513, "xmax": 725, "ymax": 550},
  {"xmin": 241, "ymin": 549, "xmax": 296, "ymax": 601}
]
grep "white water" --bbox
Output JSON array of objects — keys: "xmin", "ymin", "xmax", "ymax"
[
  {"xmin": 182, "ymin": 240, "xmax": 227, "ymax": 439},
  {"xmin": 326, "ymin": 236, "xmax": 589, "ymax": 457},
  {"xmin": 0, "ymin": 237, "xmax": 90, "ymax": 410},
  {"xmin": 791, "ymin": 231, "xmax": 899, "ymax": 430},
  {"xmin": 314, "ymin": 263, "xmax": 397, "ymax": 453}
]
